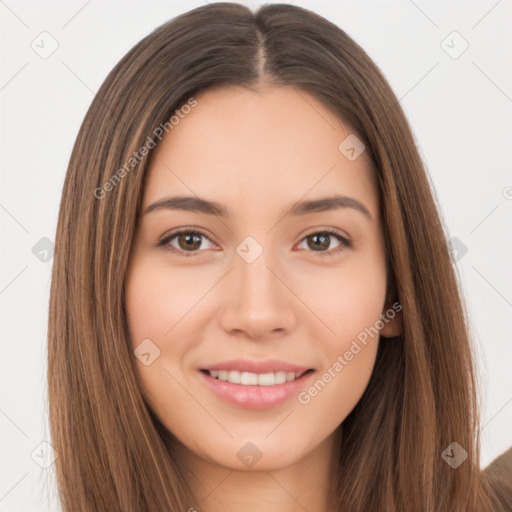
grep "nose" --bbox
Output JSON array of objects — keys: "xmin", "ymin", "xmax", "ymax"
[{"xmin": 218, "ymin": 245, "xmax": 298, "ymax": 340}]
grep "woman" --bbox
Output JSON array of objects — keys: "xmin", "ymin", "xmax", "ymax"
[{"xmin": 47, "ymin": 3, "xmax": 512, "ymax": 511}]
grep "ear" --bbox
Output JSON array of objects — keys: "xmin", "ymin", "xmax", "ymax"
[
  {"xmin": 380, "ymin": 282, "xmax": 403, "ymax": 338},
  {"xmin": 380, "ymin": 307, "xmax": 402, "ymax": 338}
]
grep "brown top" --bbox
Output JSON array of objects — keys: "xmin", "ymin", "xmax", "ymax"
[
  {"xmin": 482, "ymin": 446, "xmax": 512, "ymax": 510},
  {"xmin": 485, "ymin": 446, "xmax": 512, "ymax": 476}
]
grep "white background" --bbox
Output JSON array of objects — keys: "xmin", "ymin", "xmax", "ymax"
[{"xmin": 1, "ymin": 1, "xmax": 511, "ymax": 510}]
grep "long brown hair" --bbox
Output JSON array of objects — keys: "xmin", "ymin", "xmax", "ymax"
[{"xmin": 47, "ymin": 3, "xmax": 511, "ymax": 510}]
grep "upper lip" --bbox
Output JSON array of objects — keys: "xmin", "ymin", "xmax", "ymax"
[{"xmin": 200, "ymin": 358, "xmax": 313, "ymax": 375}]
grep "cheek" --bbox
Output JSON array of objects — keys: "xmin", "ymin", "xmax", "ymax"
[
  {"xmin": 125, "ymin": 260, "xmax": 209, "ymax": 348},
  {"xmin": 296, "ymin": 249, "xmax": 386, "ymax": 402},
  {"xmin": 124, "ymin": 261, "xmax": 197, "ymax": 413},
  {"xmin": 124, "ymin": 259, "xmax": 215, "ymax": 410},
  {"xmin": 295, "ymin": 268, "xmax": 386, "ymax": 424},
  {"xmin": 301, "ymin": 254, "xmax": 387, "ymax": 346}
]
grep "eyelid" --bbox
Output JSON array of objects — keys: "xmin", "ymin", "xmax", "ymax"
[
  {"xmin": 296, "ymin": 227, "xmax": 352, "ymax": 257},
  {"xmin": 156, "ymin": 226, "xmax": 218, "ymax": 255},
  {"xmin": 300, "ymin": 226, "xmax": 351, "ymax": 243}
]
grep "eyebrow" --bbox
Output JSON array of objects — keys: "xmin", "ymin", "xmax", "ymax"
[{"xmin": 144, "ymin": 194, "xmax": 372, "ymax": 220}]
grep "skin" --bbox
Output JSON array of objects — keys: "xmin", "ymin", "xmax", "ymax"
[{"xmin": 124, "ymin": 84, "xmax": 402, "ymax": 512}]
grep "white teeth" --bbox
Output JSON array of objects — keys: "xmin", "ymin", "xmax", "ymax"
[
  {"xmin": 207, "ymin": 369, "xmax": 306, "ymax": 385},
  {"xmin": 241, "ymin": 372, "xmax": 259, "ymax": 385},
  {"xmin": 228, "ymin": 370, "xmax": 241, "ymax": 384},
  {"xmin": 257, "ymin": 372, "xmax": 277, "ymax": 386}
]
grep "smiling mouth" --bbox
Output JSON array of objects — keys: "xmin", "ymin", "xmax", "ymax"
[{"xmin": 200, "ymin": 368, "xmax": 314, "ymax": 386}]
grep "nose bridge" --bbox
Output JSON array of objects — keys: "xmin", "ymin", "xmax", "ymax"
[
  {"xmin": 219, "ymin": 234, "xmax": 295, "ymax": 336},
  {"xmin": 235, "ymin": 234, "xmax": 282, "ymax": 307}
]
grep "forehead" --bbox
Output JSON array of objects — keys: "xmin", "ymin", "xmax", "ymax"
[{"xmin": 142, "ymin": 85, "xmax": 378, "ymax": 219}]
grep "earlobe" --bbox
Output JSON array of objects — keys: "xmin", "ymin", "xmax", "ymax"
[
  {"xmin": 380, "ymin": 309, "xmax": 403, "ymax": 338},
  {"xmin": 381, "ymin": 279, "xmax": 402, "ymax": 338}
]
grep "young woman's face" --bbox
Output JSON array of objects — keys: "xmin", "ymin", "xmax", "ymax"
[{"xmin": 125, "ymin": 85, "xmax": 399, "ymax": 472}]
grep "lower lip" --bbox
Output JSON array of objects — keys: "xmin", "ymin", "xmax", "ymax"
[{"xmin": 199, "ymin": 370, "xmax": 315, "ymax": 409}]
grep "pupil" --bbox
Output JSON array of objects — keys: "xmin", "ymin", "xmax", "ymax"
[
  {"xmin": 310, "ymin": 234, "xmax": 329, "ymax": 251},
  {"xmin": 180, "ymin": 233, "xmax": 201, "ymax": 250}
]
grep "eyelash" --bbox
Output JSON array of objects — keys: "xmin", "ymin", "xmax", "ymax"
[{"xmin": 156, "ymin": 227, "xmax": 353, "ymax": 258}]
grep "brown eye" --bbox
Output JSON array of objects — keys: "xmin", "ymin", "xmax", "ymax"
[
  {"xmin": 306, "ymin": 233, "xmax": 331, "ymax": 251},
  {"xmin": 176, "ymin": 233, "xmax": 203, "ymax": 251},
  {"xmin": 297, "ymin": 230, "xmax": 352, "ymax": 257},
  {"xmin": 157, "ymin": 229, "xmax": 216, "ymax": 256}
]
